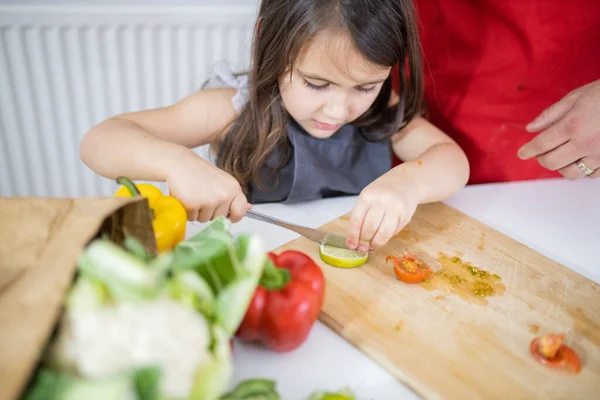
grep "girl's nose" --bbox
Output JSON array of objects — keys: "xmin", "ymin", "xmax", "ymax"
[{"xmin": 322, "ymin": 92, "xmax": 348, "ymax": 122}]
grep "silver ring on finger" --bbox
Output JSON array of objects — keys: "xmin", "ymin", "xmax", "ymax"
[{"xmin": 576, "ymin": 159, "xmax": 595, "ymax": 176}]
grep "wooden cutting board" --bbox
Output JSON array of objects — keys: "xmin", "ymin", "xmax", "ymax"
[{"xmin": 275, "ymin": 202, "xmax": 600, "ymax": 399}]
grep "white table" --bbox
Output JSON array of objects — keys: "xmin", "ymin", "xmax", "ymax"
[{"xmin": 185, "ymin": 178, "xmax": 600, "ymax": 400}]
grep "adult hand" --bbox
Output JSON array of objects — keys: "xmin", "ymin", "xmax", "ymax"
[{"xmin": 518, "ymin": 79, "xmax": 600, "ymax": 179}]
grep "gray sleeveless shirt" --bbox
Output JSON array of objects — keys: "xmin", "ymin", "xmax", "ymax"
[
  {"xmin": 244, "ymin": 119, "xmax": 392, "ymax": 204},
  {"xmin": 204, "ymin": 62, "xmax": 393, "ymax": 204}
]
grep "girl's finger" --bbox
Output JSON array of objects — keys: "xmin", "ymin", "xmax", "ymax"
[
  {"xmin": 347, "ymin": 201, "xmax": 369, "ymax": 249},
  {"xmin": 358, "ymin": 207, "xmax": 384, "ymax": 252},
  {"xmin": 394, "ymin": 215, "xmax": 410, "ymax": 237},
  {"xmin": 229, "ymin": 194, "xmax": 249, "ymax": 223},
  {"xmin": 211, "ymin": 201, "xmax": 231, "ymax": 221},
  {"xmin": 386, "ymin": 210, "xmax": 411, "ymax": 244},
  {"xmin": 186, "ymin": 208, "xmax": 199, "ymax": 222},
  {"xmin": 197, "ymin": 205, "xmax": 216, "ymax": 223},
  {"xmin": 370, "ymin": 212, "xmax": 397, "ymax": 249}
]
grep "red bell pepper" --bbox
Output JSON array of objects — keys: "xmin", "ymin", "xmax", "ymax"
[{"xmin": 235, "ymin": 250, "xmax": 325, "ymax": 352}]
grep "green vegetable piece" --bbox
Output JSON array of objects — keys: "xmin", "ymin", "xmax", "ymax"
[
  {"xmin": 132, "ymin": 366, "xmax": 162, "ymax": 400},
  {"xmin": 170, "ymin": 219, "xmax": 238, "ymax": 292},
  {"xmin": 191, "ymin": 325, "xmax": 233, "ymax": 400},
  {"xmin": 77, "ymin": 238, "xmax": 161, "ymax": 302},
  {"xmin": 306, "ymin": 388, "xmax": 356, "ymax": 400},
  {"xmin": 216, "ymin": 234, "xmax": 266, "ymax": 335},
  {"xmin": 124, "ymin": 236, "xmax": 154, "ymax": 262},
  {"xmin": 66, "ymin": 275, "xmax": 109, "ymax": 310},
  {"xmin": 23, "ymin": 367, "xmax": 161, "ymax": 400},
  {"xmin": 166, "ymin": 270, "xmax": 216, "ymax": 318},
  {"xmin": 170, "ymin": 219, "xmax": 267, "ymax": 335},
  {"xmin": 219, "ymin": 378, "xmax": 280, "ymax": 400}
]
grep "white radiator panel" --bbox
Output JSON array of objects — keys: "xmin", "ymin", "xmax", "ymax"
[{"xmin": 0, "ymin": 1, "xmax": 257, "ymax": 197}]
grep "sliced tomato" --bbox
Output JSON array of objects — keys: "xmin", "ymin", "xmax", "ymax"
[
  {"xmin": 530, "ymin": 335, "xmax": 581, "ymax": 373},
  {"xmin": 537, "ymin": 333, "xmax": 564, "ymax": 358},
  {"xmin": 387, "ymin": 252, "xmax": 432, "ymax": 284}
]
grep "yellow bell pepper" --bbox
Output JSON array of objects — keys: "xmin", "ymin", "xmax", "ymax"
[{"xmin": 114, "ymin": 177, "xmax": 187, "ymax": 253}]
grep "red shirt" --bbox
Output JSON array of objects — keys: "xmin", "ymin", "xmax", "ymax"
[{"xmin": 396, "ymin": 0, "xmax": 600, "ymax": 184}]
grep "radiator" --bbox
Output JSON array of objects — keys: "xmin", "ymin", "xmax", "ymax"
[{"xmin": 0, "ymin": 0, "xmax": 257, "ymax": 198}]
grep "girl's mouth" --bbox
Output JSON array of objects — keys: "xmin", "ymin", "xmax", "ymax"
[{"xmin": 313, "ymin": 120, "xmax": 341, "ymax": 131}]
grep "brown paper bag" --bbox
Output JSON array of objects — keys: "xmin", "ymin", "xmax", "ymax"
[{"xmin": 0, "ymin": 197, "xmax": 156, "ymax": 400}]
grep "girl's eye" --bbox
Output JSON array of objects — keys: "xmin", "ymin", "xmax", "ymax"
[
  {"xmin": 304, "ymin": 80, "xmax": 329, "ymax": 91},
  {"xmin": 356, "ymin": 86, "xmax": 377, "ymax": 94}
]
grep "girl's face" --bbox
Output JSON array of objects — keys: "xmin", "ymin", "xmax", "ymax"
[{"xmin": 278, "ymin": 31, "xmax": 391, "ymax": 139}]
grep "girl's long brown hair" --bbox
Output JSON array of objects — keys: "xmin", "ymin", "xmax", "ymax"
[{"xmin": 215, "ymin": 0, "xmax": 424, "ymax": 194}]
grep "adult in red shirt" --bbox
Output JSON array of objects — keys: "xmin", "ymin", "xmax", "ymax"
[{"xmin": 402, "ymin": 0, "xmax": 600, "ymax": 184}]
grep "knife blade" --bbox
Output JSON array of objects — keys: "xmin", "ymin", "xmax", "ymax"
[{"xmin": 245, "ymin": 209, "xmax": 349, "ymax": 249}]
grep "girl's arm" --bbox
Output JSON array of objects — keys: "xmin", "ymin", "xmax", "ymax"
[
  {"xmin": 347, "ymin": 116, "xmax": 470, "ymax": 251},
  {"xmin": 388, "ymin": 116, "xmax": 470, "ymax": 203},
  {"xmin": 80, "ymin": 87, "xmax": 251, "ymax": 223},
  {"xmin": 80, "ymin": 87, "xmax": 238, "ymax": 181}
]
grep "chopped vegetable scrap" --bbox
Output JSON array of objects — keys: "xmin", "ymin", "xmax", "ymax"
[
  {"xmin": 387, "ymin": 252, "xmax": 433, "ymax": 284},
  {"xmin": 529, "ymin": 324, "xmax": 540, "ymax": 334},
  {"xmin": 530, "ymin": 333, "xmax": 581, "ymax": 373},
  {"xmin": 419, "ymin": 253, "xmax": 505, "ymax": 305}
]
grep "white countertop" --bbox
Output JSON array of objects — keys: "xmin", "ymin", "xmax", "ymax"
[{"xmin": 186, "ymin": 178, "xmax": 600, "ymax": 400}]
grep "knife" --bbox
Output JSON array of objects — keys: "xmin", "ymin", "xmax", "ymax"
[{"xmin": 245, "ymin": 209, "xmax": 349, "ymax": 249}]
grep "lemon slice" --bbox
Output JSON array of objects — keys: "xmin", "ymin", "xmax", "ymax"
[
  {"xmin": 319, "ymin": 235, "xmax": 368, "ymax": 268},
  {"xmin": 320, "ymin": 395, "xmax": 353, "ymax": 400}
]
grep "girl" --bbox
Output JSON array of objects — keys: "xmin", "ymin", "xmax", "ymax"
[{"xmin": 80, "ymin": 0, "xmax": 470, "ymax": 252}]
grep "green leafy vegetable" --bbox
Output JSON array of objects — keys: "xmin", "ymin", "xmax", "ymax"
[
  {"xmin": 169, "ymin": 220, "xmax": 267, "ymax": 335},
  {"xmin": 123, "ymin": 236, "xmax": 154, "ymax": 262},
  {"xmin": 77, "ymin": 238, "xmax": 163, "ymax": 302},
  {"xmin": 220, "ymin": 378, "xmax": 280, "ymax": 400},
  {"xmin": 24, "ymin": 366, "xmax": 161, "ymax": 400},
  {"xmin": 191, "ymin": 325, "xmax": 233, "ymax": 400},
  {"xmin": 165, "ymin": 269, "xmax": 216, "ymax": 317},
  {"xmin": 215, "ymin": 234, "xmax": 266, "ymax": 335},
  {"xmin": 65, "ymin": 275, "xmax": 109, "ymax": 310},
  {"xmin": 26, "ymin": 217, "xmax": 269, "ymax": 400}
]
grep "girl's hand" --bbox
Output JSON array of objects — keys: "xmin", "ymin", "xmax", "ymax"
[
  {"xmin": 347, "ymin": 174, "xmax": 420, "ymax": 251},
  {"xmin": 165, "ymin": 153, "xmax": 249, "ymax": 223}
]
